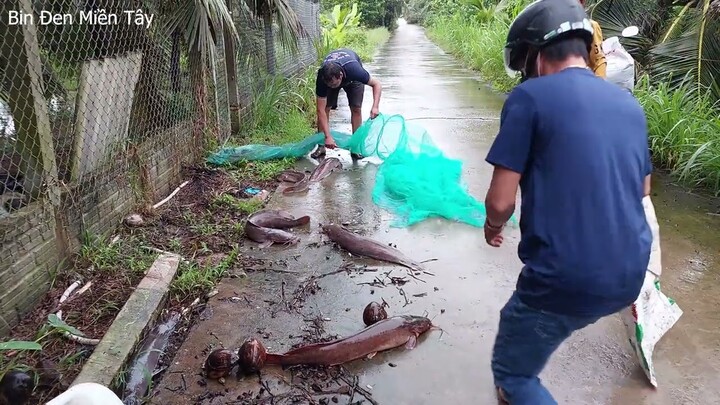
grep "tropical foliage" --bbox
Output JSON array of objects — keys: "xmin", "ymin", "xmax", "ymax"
[
  {"xmin": 318, "ymin": 3, "xmax": 364, "ymax": 53},
  {"xmin": 588, "ymin": 0, "xmax": 720, "ymax": 101},
  {"xmin": 314, "ymin": 3, "xmax": 392, "ymax": 62},
  {"xmin": 321, "ymin": 0, "xmax": 404, "ymax": 29}
]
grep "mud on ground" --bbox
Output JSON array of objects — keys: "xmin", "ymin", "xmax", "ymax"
[
  {"xmin": 2, "ymin": 163, "xmax": 294, "ymax": 404},
  {"xmin": 149, "ymin": 256, "xmax": 427, "ymax": 405}
]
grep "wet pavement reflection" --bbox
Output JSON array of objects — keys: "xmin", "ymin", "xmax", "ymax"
[{"xmin": 152, "ymin": 22, "xmax": 720, "ymax": 405}]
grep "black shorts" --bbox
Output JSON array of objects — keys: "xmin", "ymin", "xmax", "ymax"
[{"xmin": 326, "ymin": 81, "xmax": 364, "ymax": 110}]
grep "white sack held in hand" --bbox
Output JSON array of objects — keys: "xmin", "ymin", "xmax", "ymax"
[
  {"xmin": 620, "ymin": 196, "xmax": 683, "ymax": 387},
  {"xmin": 602, "ymin": 36, "xmax": 635, "ymax": 91}
]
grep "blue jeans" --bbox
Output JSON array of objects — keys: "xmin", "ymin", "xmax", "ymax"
[{"xmin": 491, "ymin": 291, "xmax": 601, "ymax": 404}]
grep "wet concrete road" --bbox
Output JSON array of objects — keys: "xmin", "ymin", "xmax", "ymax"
[{"xmin": 152, "ymin": 22, "xmax": 720, "ymax": 404}]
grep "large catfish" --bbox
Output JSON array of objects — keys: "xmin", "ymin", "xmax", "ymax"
[
  {"xmin": 320, "ymin": 224, "xmax": 425, "ymax": 272},
  {"xmin": 308, "ymin": 157, "xmax": 342, "ymax": 182},
  {"xmin": 244, "ymin": 209, "xmax": 310, "ymax": 248},
  {"xmin": 265, "ymin": 315, "xmax": 435, "ymax": 367}
]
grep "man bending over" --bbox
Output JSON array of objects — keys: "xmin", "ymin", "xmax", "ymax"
[{"xmin": 312, "ymin": 48, "xmax": 383, "ymax": 159}]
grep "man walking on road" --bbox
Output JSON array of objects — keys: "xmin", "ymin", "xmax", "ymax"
[
  {"xmin": 482, "ymin": 0, "xmax": 652, "ymax": 403},
  {"xmin": 312, "ymin": 48, "xmax": 383, "ymax": 160}
]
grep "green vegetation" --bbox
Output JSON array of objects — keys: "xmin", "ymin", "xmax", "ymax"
[
  {"xmin": 321, "ymin": 0, "xmax": 404, "ymax": 30},
  {"xmin": 316, "ymin": 3, "xmax": 391, "ymax": 62},
  {"xmin": 413, "ymin": 0, "xmax": 720, "ymax": 195},
  {"xmin": 634, "ymin": 77, "xmax": 720, "ymax": 192},
  {"xmin": 0, "ymin": 314, "xmax": 89, "ymax": 383},
  {"xmin": 427, "ymin": 13, "xmax": 517, "ymax": 93},
  {"xmin": 0, "ymin": 233, "xmax": 157, "ymax": 394},
  {"xmin": 171, "ymin": 248, "xmax": 241, "ymax": 299}
]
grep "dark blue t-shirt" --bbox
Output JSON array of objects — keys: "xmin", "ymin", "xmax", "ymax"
[
  {"xmin": 315, "ymin": 48, "xmax": 370, "ymax": 97},
  {"xmin": 486, "ymin": 67, "xmax": 653, "ymax": 318}
]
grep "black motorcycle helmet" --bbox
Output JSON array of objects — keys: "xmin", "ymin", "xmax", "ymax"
[{"xmin": 504, "ymin": 0, "xmax": 594, "ymax": 79}]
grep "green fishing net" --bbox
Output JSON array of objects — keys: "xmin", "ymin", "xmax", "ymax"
[{"xmin": 207, "ymin": 113, "xmax": 516, "ymax": 228}]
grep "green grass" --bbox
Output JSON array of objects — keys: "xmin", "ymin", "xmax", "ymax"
[
  {"xmin": 171, "ymin": 247, "xmax": 240, "ymax": 300},
  {"xmin": 78, "ymin": 233, "xmax": 158, "ymax": 284},
  {"xmin": 426, "ymin": 14, "xmax": 518, "ymax": 93},
  {"xmin": 210, "ymin": 193, "xmax": 264, "ymax": 214},
  {"xmin": 634, "ymin": 76, "xmax": 720, "ymax": 195},
  {"xmin": 426, "ymin": 13, "xmax": 720, "ymax": 195}
]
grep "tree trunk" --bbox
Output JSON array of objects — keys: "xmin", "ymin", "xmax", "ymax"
[
  {"xmin": 170, "ymin": 29, "xmax": 182, "ymax": 92},
  {"xmin": 263, "ymin": 13, "xmax": 276, "ymax": 75},
  {"xmin": 189, "ymin": 49, "xmax": 207, "ymax": 153},
  {"xmin": 224, "ymin": 0, "xmax": 241, "ymax": 135}
]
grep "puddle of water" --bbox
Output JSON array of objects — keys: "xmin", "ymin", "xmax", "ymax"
[{"xmin": 122, "ymin": 312, "xmax": 181, "ymax": 404}]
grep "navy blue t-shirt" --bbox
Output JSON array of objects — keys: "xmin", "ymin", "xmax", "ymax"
[
  {"xmin": 315, "ymin": 48, "xmax": 370, "ymax": 97},
  {"xmin": 486, "ymin": 67, "xmax": 653, "ymax": 318}
]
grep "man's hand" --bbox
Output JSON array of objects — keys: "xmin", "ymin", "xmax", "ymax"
[
  {"xmin": 368, "ymin": 77, "xmax": 382, "ymax": 120},
  {"xmin": 484, "ymin": 220, "xmax": 505, "ymax": 247},
  {"xmin": 325, "ymin": 136, "xmax": 338, "ymax": 149},
  {"xmin": 370, "ymin": 106, "xmax": 380, "ymax": 119}
]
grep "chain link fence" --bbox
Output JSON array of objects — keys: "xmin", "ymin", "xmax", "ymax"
[{"xmin": 0, "ymin": 0, "xmax": 321, "ymax": 336}]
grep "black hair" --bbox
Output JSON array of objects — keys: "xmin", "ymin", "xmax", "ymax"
[
  {"xmin": 319, "ymin": 62, "xmax": 343, "ymax": 84},
  {"xmin": 539, "ymin": 35, "xmax": 590, "ymax": 64}
]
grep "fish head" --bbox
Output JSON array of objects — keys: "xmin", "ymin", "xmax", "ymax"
[
  {"xmin": 319, "ymin": 223, "xmax": 336, "ymax": 235},
  {"xmin": 281, "ymin": 234, "xmax": 301, "ymax": 245},
  {"xmin": 401, "ymin": 315, "xmax": 434, "ymax": 336}
]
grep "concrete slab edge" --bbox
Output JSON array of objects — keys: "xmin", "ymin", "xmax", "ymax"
[{"xmin": 70, "ymin": 253, "xmax": 181, "ymax": 389}]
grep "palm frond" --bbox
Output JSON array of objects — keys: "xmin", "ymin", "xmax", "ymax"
[
  {"xmin": 649, "ymin": 8, "xmax": 720, "ymax": 100},
  {"xmin": 659, "ymin": 2, "xmax": 693, "ymax": 43},
  {"xmin": 589, "ymin": 0, "xmax": 660, "ymax": 65},
  {"xmin": 697, "ymin": 0, "xmax": 713, "ymax": 83},
  {"xmin": 163, "ymin": 0, "xmax": 241, "ymax": 61},
  {"xmin": 254, "ymin": 0, "xmax": 309, "ymax": 54},
  {"xmin": 227, "ymin": 1, "xmax": 268, "ymax": 71}
]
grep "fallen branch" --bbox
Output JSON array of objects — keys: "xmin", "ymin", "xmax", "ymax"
[
  {"xmin": 245, "ymin": 267, "xmax": 298, "ymax": 274},
  {"xmin": 52, "ymin": 281, "xmax": 92, "ymax": 313},
  {"xmin": 62, "ymin": 333, "xmax": 101, "ymax": 345},
  {"xmin": 153, "ymin": 180, "xmax": 190, "ymax": 209},
  {"xmin": 181, "ymin": 297, "xmax": 201, "ymax": 316},
  {"xmin": 281, "ymin": 280, "xmax": 288, "ymax": 310},
  {"xmin": 406, "ymin": 269, "xmax": 427, "ymax": 283},
  {"xmin": 55, "ymin": 279, "xmax": 100, "ymax": 345},
  {"xmin": 59, "ymin": 280, "xmax": 82, "ymax": 304},
  {"xmin": 348, "ymin": 374, "xmax": 358, "ymax": 404},
  {"xmin": 397, "ymin": 287, "xmax": 412, "ymax": 307},
  {"xmin": 338, "ymin": 370, "xmax": 380, "ymax": 405},
  {"xmin": 309, "ymin": 266, "xmax": 352, "ymax": 281}
]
